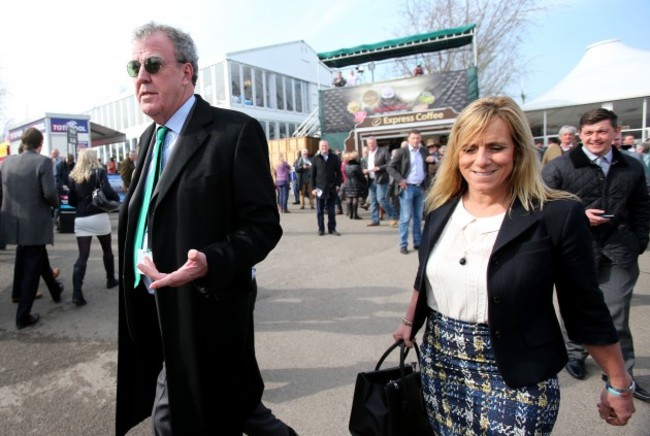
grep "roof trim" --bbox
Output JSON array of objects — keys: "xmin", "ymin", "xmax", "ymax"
[{"xmin": 318, "ymin": 24, "xmax": 476, "ymax": 68}]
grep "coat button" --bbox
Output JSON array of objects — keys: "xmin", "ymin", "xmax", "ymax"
[
  {"xmin": 494, "ymin": 330, "xmax": 502, "ymax": 338},
  {"xmin": 493, "ymin": 296, "xmax": 501, "ymax": 304}
]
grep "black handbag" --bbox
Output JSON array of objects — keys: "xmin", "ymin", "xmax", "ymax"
[
  {"xmin": 91, "ymin": 169, "xmax": 120, "ymax": 212},
  {"xmin": 349, "ymin": 340, "xmax": 433, "ymax": 436}
]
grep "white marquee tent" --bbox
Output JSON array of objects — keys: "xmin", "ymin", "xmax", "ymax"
[{"xmin": 523, "ymin": 39, "xmax": 650, "ymax": 142}]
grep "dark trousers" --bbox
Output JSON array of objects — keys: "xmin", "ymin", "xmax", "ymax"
[
  {"xmin": 14, "ymin": 245, "xmax": 47, "ymax": 324},
  {"xmin": 316, "ymin": 195, "xmax": 337, "ymax": 233},
  {"xmin": 565, "ymin": 259, "xmax": 639, "ymax": 373},
  {"xmin": 152, "ymin": 364, "xmax": 292, "ymax": 436},
  {"xmin": 12, "ymin": 246, "xmax": 59, "ymax": 301}
]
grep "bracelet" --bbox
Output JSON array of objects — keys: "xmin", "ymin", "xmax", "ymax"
[
  {"xmin": 606, "ymin": 379, "xmax": 636, "ymax": 396},
  {"xmin": 401, "ymin": 317, "xmax": 413, "ymax": 327}
]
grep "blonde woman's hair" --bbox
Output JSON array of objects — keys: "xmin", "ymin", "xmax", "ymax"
[
  {"xmin": 346, "ymin": 150, "xmax": 359, "ymax": 161},
  {"xmin": 425, "ymin": 96, "xmax": 574, "ymax": 213},
  {"xmin": 70, "ymin": 149, "xmax": 102, "ymax": 183}
]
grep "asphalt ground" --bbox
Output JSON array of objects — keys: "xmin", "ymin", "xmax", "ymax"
[{"xmin": 0, "ymin": 204, "xmax": 649, "ymax": 435}]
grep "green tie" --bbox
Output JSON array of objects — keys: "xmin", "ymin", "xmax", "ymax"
[{"xmin": 133, "ymin": 125, "xmax": 168, "ymax": 287}]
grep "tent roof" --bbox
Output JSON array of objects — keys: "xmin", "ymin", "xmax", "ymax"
[
  {"xmin": 523, "ymin": 39, "xmax": 650, "ymax": 111},
  {"xmin": 318, "ymin": 24, "xmax": 475, "ymax": 68}
]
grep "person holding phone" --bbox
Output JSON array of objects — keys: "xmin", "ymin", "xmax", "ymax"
[{"xmin": 542, "ymin": 108, "xmax": 650, "ymax": 402}]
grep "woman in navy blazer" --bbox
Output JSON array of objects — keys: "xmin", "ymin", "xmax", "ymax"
[{"xmin": 393, "ymin": 96, "xmax": 634, "ymax": 434}]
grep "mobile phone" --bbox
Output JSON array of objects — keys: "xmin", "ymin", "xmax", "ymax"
[{"xmin": 600, "ymin": 213, "xmax": 614, "ymax": 218}]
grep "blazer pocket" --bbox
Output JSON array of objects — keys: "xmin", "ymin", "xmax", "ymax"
[
  {"xmin": 518, "ymin": 237, "xmax": 550, "ymax": 254},
  {"xmin": 184, "ymin": 174, "xmax": 220, "ymax": 190},
  {"xmin": 523, "ymin": 319, "xmax": 560, "ymax": 348}
]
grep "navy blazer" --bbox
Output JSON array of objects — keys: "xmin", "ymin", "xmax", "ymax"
[{"xmin": 411, "ymin": 197, "xmax": 618, "ymax": 388}]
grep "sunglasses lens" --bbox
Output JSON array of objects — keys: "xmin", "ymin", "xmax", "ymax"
[
  {"xmin": 144, "ymin": 58, "xmax": 162, "ymax": 75},
  {"xmin": 126, "ymin": 61, "xmax": 140, "ymax": 77}
]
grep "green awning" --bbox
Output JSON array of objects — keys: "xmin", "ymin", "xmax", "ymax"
[{"xmin": 318, "ymin": 24, "xmax": 476, "ymax": 68}]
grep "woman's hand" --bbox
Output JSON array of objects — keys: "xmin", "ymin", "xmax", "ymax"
[
  {"xmin": 597, "ymin": 389, "xmax": 635, "ymax": 426},
  {"xmin": 393, "ymin": 322, "xmax": 413, "ymax": 347}
]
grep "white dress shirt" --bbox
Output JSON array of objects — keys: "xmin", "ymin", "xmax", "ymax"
[{"xmin": 424, "ymin": 201, "xmax": 505, "ymax": 323}]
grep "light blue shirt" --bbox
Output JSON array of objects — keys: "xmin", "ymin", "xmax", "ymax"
[
  {"xmin": 406, "ymin": 146, "xmax": 425, "ymax": 185},
  {"xmin": 581, "ymin": 145, "xmax": 612, "ymax": 176}
]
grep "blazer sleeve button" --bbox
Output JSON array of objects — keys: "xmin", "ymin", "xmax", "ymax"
[
  {"xmin": 493, "ymin": 296, "xmax": 501, "ymax": 304},
  {"xmin": 494, "ymin": 330, "xmax": 502, "ymax": 338}
]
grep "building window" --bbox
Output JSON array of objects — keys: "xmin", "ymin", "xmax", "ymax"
[
  {"xmin": 269, "ymin": 122, "xmax": 277, "ymax": 139},
  {"xmin": 243, "ymin": 66, "xmax": 253, "ymax": 105},
  {"xmin": 280, "ymin": 123, "xmax": 288, "ymax": 138},
  {"xmin": 201, "ymin": 67, "xmax": 213, "ymax": 106},
  {"xmin": 214, "ymin": 63, "xmax": 226, "ymax": 106},
  {"xmin": 295, "ymin": 81, "xmax": 303, "ymax": 113},
  {"xmin": 230, "ymin": 62, "xmax": 242, "ymax": 104},
  {"xmin": 286, "ymin": 77, "xmax": 294, "ymax": 111},
  {"xmin": 254, "ymin": 69, "xmax": 265, "ymax": 107},
  {"xmin": 276, "ymin": 75, "xmax": 284, "ymax": 110},
  {"xmin": 266, "ymin": 73, "xmax": 274, "ymax": 109}
]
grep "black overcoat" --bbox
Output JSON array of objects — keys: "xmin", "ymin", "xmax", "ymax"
[{"xmin": 116, "ymin": 96, "xmax": 282, "ymax": 435}]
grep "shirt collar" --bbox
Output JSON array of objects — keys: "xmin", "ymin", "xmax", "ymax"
[
  {"xmin": 581, "ymin": 144, "xmax": 613, "ymax": 163},
  {"xmin": 157, "ymin": 95, "xmax": 196, "ymax": 135}
]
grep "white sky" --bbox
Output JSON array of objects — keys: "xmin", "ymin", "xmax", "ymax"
[{"xmin": 1, "ymin": 0, "xmax": 649, "ymax": 131}]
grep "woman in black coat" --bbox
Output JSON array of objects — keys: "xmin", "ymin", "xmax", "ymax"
[
  {"xmin": 68, "ymin": 149, "xmax": 119, "ymax": 306},
  {"xmin": 343, "ymin": 150, "xmax": 367, "ymax": 219},
  {"xmin": 393, "ymin": 96, "xmax": 635, "ymax": 434}
]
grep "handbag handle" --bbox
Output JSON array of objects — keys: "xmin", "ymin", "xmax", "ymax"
[{"xmin": 374, "ymin": 339, "xmax": 422, "ymax": 372}]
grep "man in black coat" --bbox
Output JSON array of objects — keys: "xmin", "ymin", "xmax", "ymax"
[
  {"xmin": 542, "ymin": 108, "xmax": 650, "ymax": 403},
  {"xmin": 116, "ymin": 22, "xmax": 293, "ymax": 435},
  {"xmin": 311, "ymin": 139, "xmax": 342, "ymax": 236}
]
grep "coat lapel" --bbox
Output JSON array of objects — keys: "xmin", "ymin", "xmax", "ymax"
[
  {"xmin": 492, "ymin": 199, "xmax": 540, "ymax": 254},
  {"xmin": 152, "ymin": 98, "xmax": 211, "ymax": 210}
]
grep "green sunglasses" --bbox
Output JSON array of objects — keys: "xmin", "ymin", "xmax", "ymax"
[{"xmin": 127, "ymin": 56, "xmax": 185, "ymax": 78}]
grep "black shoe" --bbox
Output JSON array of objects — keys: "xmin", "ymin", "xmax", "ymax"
[
  {"xmin": 633, "ymin": 382, "xmax": 650, "ymax": 403},
  {"xmin": 318, "ymin": 230, "xmax": 324, "ymax": 236},
  {"xmin": 400, "ymin": 246, "xmax": 408, "ymax": 255},
  {"xmin": 73, "ymin": 296, "xmax": 87, "ymax": 306},
  {"xmin": 52, "ymin": 281, "xmax": 64, "ymax": 303},
  {"xmin": 106, "ymin": 277, "xmax": 118, "ymax": 289},
  {"xmin": 565, "ymin": 359, "xmax": 585, "ymax": 380},
  {"xmin": 16, "ymin": 313, "xmax": 40, "ymax": 330},
  {"xmin": 414, "ymin": 245, "xmax": 420, "ymax": 250},
  {"xmin": 329, "ymin": 230, "xmax": 341, "ymax": 236}
]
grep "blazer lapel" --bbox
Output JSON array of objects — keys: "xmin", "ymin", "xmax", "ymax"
[
  {"xmin": 423, "ymin": 197, "xmax": 459, "ymax": 254},
  {"xmin": 492, "ymin": 199, "xmax": 540, "ymax": 254}
]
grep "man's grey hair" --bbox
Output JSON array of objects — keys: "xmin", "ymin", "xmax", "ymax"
[
  {"xmin": 133, "ymin": 22, "xmax": 199, "ymax": 86},
  {"xmin": 558, "ymin": 125, "xmax": 577, "ymax": 136}
]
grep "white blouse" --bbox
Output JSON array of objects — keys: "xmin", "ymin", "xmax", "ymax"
[{"xmin": 424, "ymin": 201, "xmax": 505, "ymax": 324}]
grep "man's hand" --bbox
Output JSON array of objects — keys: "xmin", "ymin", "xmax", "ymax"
[
  {"xmin": 137, "ymin": 249, "xmax": 208, "ymax": 290},
  {"xmin": 586, "ymin": 208, "xmax": 611, "ymax": 226},
  {"xmin": 398, "ymin": 180, "xmax": 408, "ymax": 190},
  {"xmin": 597, "ymin": 389, "xmax": 635, "ymax": 426}
]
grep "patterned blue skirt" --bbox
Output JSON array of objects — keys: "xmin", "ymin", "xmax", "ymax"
[{"xmin": 420, "ymin": 310, "xmax": 560, "ymax": 435}]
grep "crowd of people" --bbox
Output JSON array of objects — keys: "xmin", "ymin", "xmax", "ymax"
[{"xmin": 0, "ymin": 19, "xmax": 648, "ymax": 435}]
